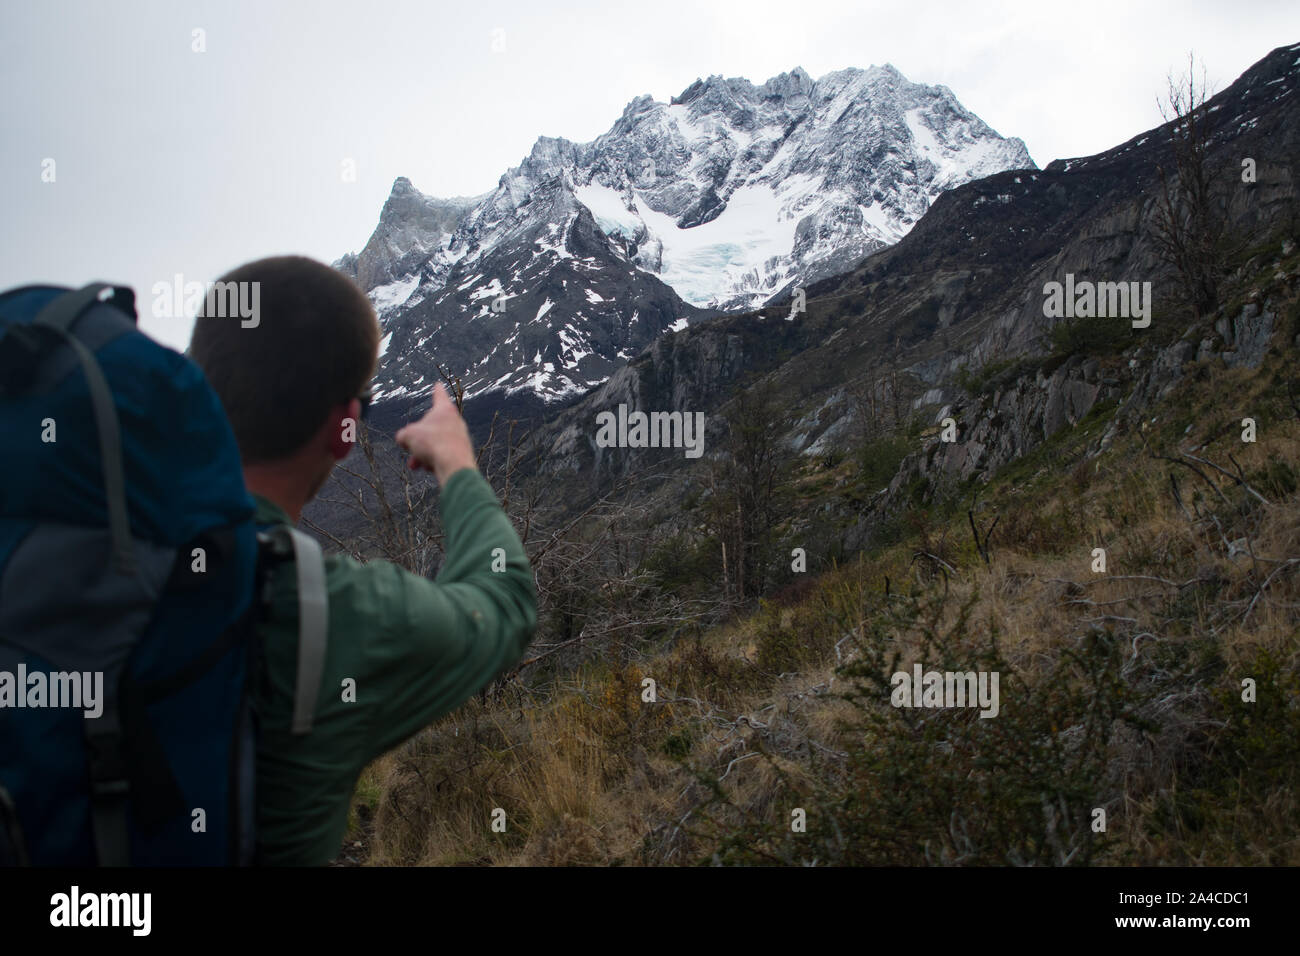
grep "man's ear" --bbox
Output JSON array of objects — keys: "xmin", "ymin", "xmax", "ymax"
[{"xmin": 326, "ymin": 398, "xmax": 362, "ymax": 461}]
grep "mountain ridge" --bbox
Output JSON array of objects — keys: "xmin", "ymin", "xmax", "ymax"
[
  {"xmin": 516, "ymin": 41, "xmax": 1300, "ymax": 513},
  {"xmin": 337, "ymin": 63, "xmax": 1034, "ymax": 406}
]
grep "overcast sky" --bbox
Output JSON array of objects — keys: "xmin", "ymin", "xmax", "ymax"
[{"xmin": 3, "ymin": 0, "xmax": 1297, "ymax": 349}]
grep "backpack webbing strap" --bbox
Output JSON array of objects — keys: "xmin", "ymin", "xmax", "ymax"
[
  {"xmin": 84, "ymin": 711, "xmax": 131, "ymax": 867},
  {"xmin": 34, "ymin": 284, "xmax": 136, "ymax": 577},
  {"xmin": 262, "ymin": 526, "xmax": 330, "ymax": 735},
  {"xmin": 35, "ymin": 283, "xmax": 135, "ymax": 333}
]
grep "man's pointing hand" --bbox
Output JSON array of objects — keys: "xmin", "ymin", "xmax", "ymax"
[{"xmin": 395, "ymin": 383, "xmax": 477, "ymax": 484}]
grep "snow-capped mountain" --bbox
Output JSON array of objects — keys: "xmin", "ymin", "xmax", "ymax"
[{"xmin": 341, "ymin": 64, "xmax": 1035, "ymax": 405}]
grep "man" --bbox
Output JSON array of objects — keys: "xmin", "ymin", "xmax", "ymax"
[{"xmin": 189, "ymin": 255, "xmax": 536, "ymax": 866}]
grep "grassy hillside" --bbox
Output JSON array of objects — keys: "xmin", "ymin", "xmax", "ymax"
[{"xmin": 337, "ymin": 270, "xmax": 1300, "ymax": 866}]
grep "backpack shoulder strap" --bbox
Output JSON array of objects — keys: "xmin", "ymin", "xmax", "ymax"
[
  {"xmin": 258, "ymin": 525, "xmax": 329, "ymax": 735},
  {"xmin": 28, "ymin": 284, "xmax": 140, "ymax": 577}
]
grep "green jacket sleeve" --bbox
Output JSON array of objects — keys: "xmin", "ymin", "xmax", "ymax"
[{"xmin": 360, "ymin": 467, "xmax": 537, "ymax": 760}]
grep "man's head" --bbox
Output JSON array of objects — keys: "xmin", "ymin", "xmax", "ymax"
[{"xmin": 190, "ymin": 255, "xmax": 379, "ymax": 513}]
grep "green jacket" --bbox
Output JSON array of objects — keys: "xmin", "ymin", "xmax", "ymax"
[{"xmin": 251, "ymin": 467, "xmax": 536, "ymax": 865}]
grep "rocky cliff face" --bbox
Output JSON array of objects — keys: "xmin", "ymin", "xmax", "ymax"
[
  {"xmin": 905, "ymin": 293, "xmax": 1292, "ymax": 491},
  {"xmin": 335, "ymin": 180, "xmax": 481, "ymax": 294}
]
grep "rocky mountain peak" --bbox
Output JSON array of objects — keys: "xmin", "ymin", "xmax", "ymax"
[{"xmin": 339, "ymin": 62, "xmax": 1035, "ymax": 406}]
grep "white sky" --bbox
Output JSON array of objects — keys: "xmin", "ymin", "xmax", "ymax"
[{"xmin": 3, "ymin": 0, "xmax": 1297, "ymax": 349}]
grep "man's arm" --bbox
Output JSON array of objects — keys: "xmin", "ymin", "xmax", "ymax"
[
  {"xmin": 359, "ymin": 468, "xmax": 535, "ymax": 759},
  {"xmin": 359, "ymin": 384, "xmax": 536, "ymax": 759}
]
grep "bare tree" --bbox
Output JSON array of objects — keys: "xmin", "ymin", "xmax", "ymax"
[
  {"xmin": 1150, "ymin": 53, "xmax": 1235, "ymax": 318},
  {"xmin": 844, "ymin": 361, "xmax": 910, "ymax": 447},
  {"xmin": 704, "ymin": 386, "xmax": 793, "ymax": 601},
  {"xmin": 312, "ymin": 375, "xmax": 731, "ymax": 687}
]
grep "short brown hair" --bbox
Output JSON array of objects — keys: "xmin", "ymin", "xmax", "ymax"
[{"xmin": 190, "ymin": 255, "xmax": 379, "ymax": 464}]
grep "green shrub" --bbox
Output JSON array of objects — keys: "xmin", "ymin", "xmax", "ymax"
[
  {"xmin": 1048, "ymin": 314, "xmax": 1137, "ymax": 358},
  {"xmin": 754, "ymin": 601, "xmax": 804, "ymax": 674},
  {"xmin": 1251, "ymin": 455, "xmax": 1298, "ymax": 498},
  {"xmin": 641, "ymin": 533, "xmax": 718, "ymax": 592},
  {"xmin": 858, "ymin": 434, "xmax": 911, "ymax": 491},
  {"xmin": 955, "ymin": 356, "xmax": 1038, "ymax": 396}
]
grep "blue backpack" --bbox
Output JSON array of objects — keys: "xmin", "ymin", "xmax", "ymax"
[{"xmin": 0, "ymin": 283, "xmax": 328, "ymax": 866}]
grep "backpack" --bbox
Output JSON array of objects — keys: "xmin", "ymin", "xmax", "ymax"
[{"xmin": 0, "ymin": 283, "xmax": 328, "ymax": 866}]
